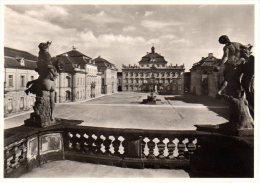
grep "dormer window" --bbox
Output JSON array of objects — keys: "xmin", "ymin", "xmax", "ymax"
[{"xmin": 16, "ymin": 58, "xmax": 25, "ymax": 66}]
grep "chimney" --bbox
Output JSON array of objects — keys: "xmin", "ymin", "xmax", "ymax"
[{"xmin": 208, "ymin": 53, "xmax": 213, "ymax": 58}]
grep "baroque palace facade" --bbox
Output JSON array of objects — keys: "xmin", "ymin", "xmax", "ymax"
[
  {"xmin": 55, "ymin": 48, "xmax": 102, "ymax": 102},
  {"xmin": 4, "ymin": 47, "xmax": 117, "ymax": 117},
  {"xmin": 122, "ymin": 46, "xmax": 185, "ymax": 94}
]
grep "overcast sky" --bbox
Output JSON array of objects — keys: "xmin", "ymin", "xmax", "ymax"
[{"xmin": 4, "ymin": 5, "xmax": 254, "ymax": 70}]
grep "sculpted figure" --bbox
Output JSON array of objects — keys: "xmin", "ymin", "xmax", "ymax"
[
  {"xmin": 216, "ymin": 35, "xmax": 251, "ymax": 96},
  {"xmin": 25, "ymin": 41, "xmax": 60, "ymax": 124},
  {"xmin": 219, "ymin": 91, "xmax": 253, "ymax": 129},
  {"xmin": 215, "ymin": 35, "xmax": 254, "ymax": 131}
]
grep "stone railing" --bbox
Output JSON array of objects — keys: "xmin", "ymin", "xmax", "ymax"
[
  {"xmin": 4, "ymin": 123, "xmax": 254, "ymax": 178},
  {"xmin": 63, "ymin": 126, "xmax": 200, "ymax": 169}
]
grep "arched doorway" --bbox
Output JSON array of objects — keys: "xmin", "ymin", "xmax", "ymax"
[{"xmin": 65, "ymin": 91, "xmax": 71, "ymax": 101}]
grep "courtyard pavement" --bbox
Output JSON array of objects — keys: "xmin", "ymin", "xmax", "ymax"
[
  {"xmin": 4, "ymin": 92, "xmax": 229, "ymax": 130},
  {"xmin": 5, "ymin": 92, "xmax": 229, "ymax": 178}
]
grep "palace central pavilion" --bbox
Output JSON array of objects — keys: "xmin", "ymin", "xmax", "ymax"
[{"xmin": 122, "ymin": 46, "xmax": 185, "ymax": 94}]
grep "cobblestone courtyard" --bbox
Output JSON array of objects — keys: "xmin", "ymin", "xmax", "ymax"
[{"xmin": 5, "ymin": 92, "xmax": 228, "ymax": 130}]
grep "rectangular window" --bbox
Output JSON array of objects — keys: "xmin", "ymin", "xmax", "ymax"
[
  {"xmin": 8, "ymin": 75, "xmax": 13, "ymax": 87},
  {"xmin": 20, "ymin": 75, "xmax": 25, "ymax": 87},
  {"xmin": 178, "ymin": 84, "xmax": 182, "ymax": 90}
]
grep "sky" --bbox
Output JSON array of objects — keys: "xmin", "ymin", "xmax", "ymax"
[{"xmin": 4, "ymin": 4, "xmax": 254, "ymax": 71}]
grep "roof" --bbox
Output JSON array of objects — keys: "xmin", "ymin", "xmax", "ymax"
[
  {"xmin": 4, "ymin": 47, "xmax": 38, "ymax": 61},
  {"xmin": 55, "ymin": 49, "xmax": 92, "ymax": 73},
  {"xmin": 93, "ymin": 56, "xmax": 117, "ymax": 70},
  {"xmin": 4, "ymin": 47, "xmax": 38, "ymax": 70},
  {"xmin": 54, "ymin": 56, "xmax": 75, "ymax": 72},
  {"xmin": 4, "ymin": 56, "xmax": 37, "ymax": 70},
  {"xmin": 56, "ymin": 49, "xmax": 91, "ymax": 59},
  {"xmin": 139, "ymin": 47, "xmax": 168, "ymax": 64},
  {"xmin": 190, "ymin": 54, "xmax": 221, "ymax": 71}
]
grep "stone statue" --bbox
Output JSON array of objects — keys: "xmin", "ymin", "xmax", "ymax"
[
  {"xmin": 216, "ymin": 35, "xmax": 252, "ymax": 96},
  {"xmin": 215, "ymin": 35, "xmax": 254, "ymax": 132},
  {"xmin": 24, "ymin": 41, "xmax": 62, "ymax": 127},
  {"xmin": 218, "ymin": 91, "xmax": 254, "ymax": 130}
]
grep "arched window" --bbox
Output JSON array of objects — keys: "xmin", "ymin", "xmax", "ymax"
[
  {"xmin": 66, "ymin": 76, "xmax": 71, "ymax": 87},
  {"xmin": 7, "ymin": 98, "xmax": 13, "ymax": 113}
]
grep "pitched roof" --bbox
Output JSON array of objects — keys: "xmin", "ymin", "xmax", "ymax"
[
  {"xmin": 54, "ymin": 55, "xmax": 74, "ymax": 72},
  {"xmin": 4, "ymin": 56, "xmax": 37, "ymax": 70},
  {"xmin": 4, "ymin": 47, "xmax": 37, "ymax": 70},
  {"xmin": 4, "ymin": 47, "xmax": 38, "ymax": 61},
  {"xmin": 57, "ymin": 49, "xmax": 91, "ymax": 59},
  {"xmin": 93, "ymin": 56, "xmax": 117, "ymax": 70},
  {"xmin": 139, "ymin": 47, "xmax": 168, "ymax": 64},
  {"xmin": 190, "ymin": 54, "xmax": 221, "ymax": 71}
]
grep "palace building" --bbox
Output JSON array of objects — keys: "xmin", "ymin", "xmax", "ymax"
[
  {"xmin": 122, "ymin": 46, "xmax": 185, "ymax": 94},
  {"xmin": 4, "ymin": 46, "xmax": 103, "ymax": 116},
  {"xmin": 190, "ymin": 53, "xmax": 224, "ymax": 97},
  {"xmin": 55, "ymin": 48, "xmax": 102, "ymax": 102},
  {"xmin": 4, "ymin": 47, "xmax": 39, "ymax": 116},
  {"xmin": 93, "ymin": 56, "xmax": 118, "ymax": 94}
]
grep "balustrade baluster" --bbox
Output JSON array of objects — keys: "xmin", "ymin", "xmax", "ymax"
[
  {"xmin": 177, "ymin": 138, "xmax": 185, "ymax": 159},
  {"xmin": 91, "ymin": 134, "xmax": 98, "ymax": 153},
  {"xmin": 100, "ymin": 135, "xmax": 106, "ymax": 154},
  {"xmin": 103, "ymin": 135, "xmax": 112, "ymax": 155},
  {"xmin": 163, "ymin": 138, "xmax": 170, "ymax": 158},
  {"xmin": 142, "ymin": 137, "xmax": 150, "ymax": 158},
  {"xmin": 94, "ymin": 134, "xmax": 103, "ymax": 155},
  {"xmin": 182, "ymin": 138, "xmax": 189, "ymax": 158},
  {"xmin": 147, "ymin": 138, "xmax": 156, "ymax": 159},
  {"xmin": 108, "ymin": 136, "xmax": 115, "ymax": 155},
  {"xmin": 83, "ymin": 133, "xmax": 90, "ymax": 152},
  {"xmin": 168, "ymin": 138, "xmax": 176, "ymax": 159},
  {"xmin": 187, "ymin": 138, "xmax": 197, "ymax": 156},
  {"xmin": 113, "ymin": 136, "xmax": 121, "ymax": 156},
  {"xmin": 157, "ymin": 138, "xmax": 165, "ymax": 159}
]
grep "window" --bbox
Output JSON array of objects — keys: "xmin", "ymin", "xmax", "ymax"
[
  {"xmin": 8, "ymin": 75, "xmax": 13, "ymax": 87},
  {"xmin": 7, "ymin": 98, "xmax": 13, "ymax": 113},
  {"xmin": 20, "ymin": 97, "xmax": 25, "ymax": 110},
  {"xmin": 31, "ymin": 76, "xmax": 34, "ymax": 81},
  {"xmin": 20, "ymin": 75, "xmax": 25, "ymax": 87},
  {"xmin": 178, "ymin": 84, "xmax": 182, "ymax": 90},
  {"xmin": 66, "ymin": 76, "xmax": 71, "ymax": 87}
]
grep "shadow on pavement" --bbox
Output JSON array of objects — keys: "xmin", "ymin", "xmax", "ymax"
[{"xmin": 166, "ymin": 94, "xmax": 229, "ymax": 120}]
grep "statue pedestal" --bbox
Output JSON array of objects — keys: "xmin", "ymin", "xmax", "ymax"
[
  {"xmin": 24, "ymin": 117, "xmax": 57, "ymax": 128},
  {"xmin": 24, "ymin": 91, "xmax": 58, "ymax": 128},
  {"xmin": 195, "ymin": 123, "xmax": 254, "ymax": 137}
]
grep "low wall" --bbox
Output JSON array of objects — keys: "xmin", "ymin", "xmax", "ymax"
[{"xmin": 4, "ymin": 123, "xmax": 254, "ymax": 178}]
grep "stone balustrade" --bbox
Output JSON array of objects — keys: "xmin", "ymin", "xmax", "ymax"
[{"xmin": 4, "ymin": 123, "xmax": 254, "ymax": 178}]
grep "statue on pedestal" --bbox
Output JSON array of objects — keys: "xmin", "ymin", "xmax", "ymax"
[
  {"xmin": 216, "ymin": 35, "xmax": 254, "ymax": 132},
  {"xmin": 24, "ymin": 41, "xmax": 62, "ymax": 127}
]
